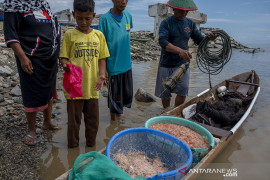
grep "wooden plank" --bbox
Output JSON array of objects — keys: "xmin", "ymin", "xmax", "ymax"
[
  {"xmin": 225, "ymin": 80, "xmax": 259, "ymax": 87},
  {"xmin": 195, "ymin": 122, "xmax": 232, "ymax": 138},
  {"xmin": 55, "ymin": 169, "xmax": 71, "ymax": 180}
]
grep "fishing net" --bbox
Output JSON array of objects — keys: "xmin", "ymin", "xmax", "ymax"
[
  {"xmin": 68, "ymin": 151, "xmax": 145, "ymax": 180},
  {"xmin": 193, "ymin": 100, "xmax": 245, "ymax": 130},
  {"xmin": 192, "ymin": 90, "xmax": 252, "ymax": 130}
]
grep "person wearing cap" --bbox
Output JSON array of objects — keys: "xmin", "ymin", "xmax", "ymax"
[{"xmin": 155, "ymin": 0, "xmax": 217, "ymax": 109}]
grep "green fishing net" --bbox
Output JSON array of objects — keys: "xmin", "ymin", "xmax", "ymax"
[{"xmin": 68, "ymin": 151, "xmax": 146, "ymax": 180}]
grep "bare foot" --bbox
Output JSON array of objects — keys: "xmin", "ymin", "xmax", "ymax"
[
  {"xmin": 110, "ymin": 112, "xmax": 121, "ymax": 121},
  {"xmin": 42, "ymin": 123, "xmax": 61, "ymax": 130}
]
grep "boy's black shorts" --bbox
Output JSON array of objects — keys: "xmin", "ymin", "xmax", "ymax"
[{"xmin": 108, "ymin": 70, "xmax": 133, "ymax": 114}]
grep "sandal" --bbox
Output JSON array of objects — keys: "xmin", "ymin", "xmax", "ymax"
[
  {"xmin": 42, "ymin": 124, "xmax": 62, "ymax": 130},
  {"xmin": 24, "ymin": 134, "xmax": 37, "ymax": 146}
]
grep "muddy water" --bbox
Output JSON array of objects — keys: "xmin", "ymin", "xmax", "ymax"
[{"xmin": 40, "ymin": 45, "xmax": 270, "ymax": 180}]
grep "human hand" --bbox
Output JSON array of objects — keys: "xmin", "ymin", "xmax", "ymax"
[
  {"xmin": 60, "ymin": 58, "xmax": 70, "ymax": 72},
  {"xmin": 94, "ymin": 76, "xmax": 106, "ymax": 91},
  {"xmin": 20, "ymin": 57, "xmax": 33, "ymax": 75},
  {"xmin": 178, "ymin": 49, "xmax": 192, "ymax": 62},
  {"xmin": 208, "ymin": 32, "xmax": 218, "ymax": 41}
]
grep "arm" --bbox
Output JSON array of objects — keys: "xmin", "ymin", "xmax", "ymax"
[
  {"xmin": 97, "ymin": 30, "xmax": 110, "ymax": 85},
  {"xmin": 191, "ymin": 22, "xmax": 217, "ymax": 44},
  {"xmin": 59, "ymin": 31, "xmax": 71, "ymax": 72},
  {"xmin": 165, "ymin": 43, "xmax": 192, "ymax": 62},
  {"xmin": 10, "ymin": 43, "xmax": 33, "ymax": 74},
  {"xmin": 130, "ymin": 12, "xmax": 133, "ymax": 29},
  {"xmin": 95, "ymin": 59, "xmax": 106, "ymax": 91},
  {"xmin": 4, "ymin": 12, "xmax": 33, "ymax": 74}
]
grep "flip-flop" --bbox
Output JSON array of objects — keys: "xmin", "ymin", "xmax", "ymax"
[
  {"xmin": 24, "ymin": 134, "xmax": 37, "ymax": 146},
  {"xmin": 42, "ymin": 124, "xmax": 62, "ymax": 131}
]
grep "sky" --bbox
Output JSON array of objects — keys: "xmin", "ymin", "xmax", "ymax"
[{"xmin": 46, "ymin": 0, "xmax": 270, "ymax": 45}]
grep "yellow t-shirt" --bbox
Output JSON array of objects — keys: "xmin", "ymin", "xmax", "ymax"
[{"xmin": 60, "ymin": 28, "xmax": 110, "ymax": 99}]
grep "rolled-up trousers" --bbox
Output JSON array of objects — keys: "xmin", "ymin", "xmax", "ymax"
[{"xmin": 67, "ymin": 99, "xmax": 99, "ymax": 148}]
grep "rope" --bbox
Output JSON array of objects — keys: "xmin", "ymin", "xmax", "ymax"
[{"xmin": 196, "ymin": 30, "xmax": 232, "ymax": 90}]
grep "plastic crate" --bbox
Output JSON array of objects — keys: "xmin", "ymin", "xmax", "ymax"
[
  {"xmin": 145, "ymin": 116, "xmax": 215, "ymax": 164},
  {"xmin": 106, "ymin": 128, "xmax": 193, "ymax": 180}
]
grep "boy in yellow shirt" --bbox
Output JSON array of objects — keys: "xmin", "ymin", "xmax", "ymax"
[{"xmin": 59, "ymin": 0, "xmax": 110, "ymax": 148}]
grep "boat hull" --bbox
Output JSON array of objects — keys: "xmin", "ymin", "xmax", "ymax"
[{"xmin": 165, "ymin": 71, "xmax": 260, "ymax": 179}]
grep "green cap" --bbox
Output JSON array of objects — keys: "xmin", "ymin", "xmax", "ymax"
[{"xmin": 167, "ymin": 0, "xmax": 198, "ymax": 11}]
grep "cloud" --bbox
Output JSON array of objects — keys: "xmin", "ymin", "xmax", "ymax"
[
  {"xmin": 47, "ymin": 0, "xmax": 113, "ymax": 13},
  {"xmin": 126, "ymin": 0, "xmax": 169, "ymax": 11},
  {"xmin": 133, "ymin": 14, "xmax": 150, "ymax": 19},
  {"xmin": 47, "ymin": 0, "xmax": 168, "ymax": 12},
  {"xmin": 95, "ymin": 0, "xmax": 111, "ymax": 5},
  {"xmin": 207, "ymin": 18, "xmax": 232, "ymax": 23},
  {"xmin": 241, "ymin": 2, "xmax": 252, "ymax": 6},
  {"xmin": 215, "ymin": 11, "xmax": 225, "ymax": 14},
  {"xmin": 236, "ymin": 15, "xmax": 270, "ymax": 24},
  {"xmin": 47, "ymin": 0, "xmax": 72, "ymax": 12},
  {"xmin": 251, "ymin": 27, "xmax": 270, "ymax": 32}
]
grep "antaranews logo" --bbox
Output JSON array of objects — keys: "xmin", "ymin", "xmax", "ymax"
[
  {"xmin": 179, "ymin": 167, "xmax": 238, "ymax": 177},
  {"xmin": 223, "ymin": 168, "xmax": 238, "ymax": 177},
  {"xmin": 179, "ymin": 167, "xmax": 188, "ymax": 175}
]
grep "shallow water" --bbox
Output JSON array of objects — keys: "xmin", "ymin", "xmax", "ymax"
[{"xmin": 40, "ymin": 44, "xmax": 270, "ymax": 180}]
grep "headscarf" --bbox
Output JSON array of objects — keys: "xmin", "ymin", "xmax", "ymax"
[{"xmin": 4, "ymin": 0, "xmax": 58, "ymax": 55}]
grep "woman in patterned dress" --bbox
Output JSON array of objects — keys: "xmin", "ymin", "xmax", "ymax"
[{"xmin": 4, "ymin": 0, "xmax": 61, "ymax": 145}]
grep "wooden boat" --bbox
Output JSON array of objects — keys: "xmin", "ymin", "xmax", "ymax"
[
  {"xmin": 57, "ymin": 71, "xmax": 259, "ymax": 180},
  {"xmin": 164, "ymin": 70, "xmax": 260, "ymax": 179}
]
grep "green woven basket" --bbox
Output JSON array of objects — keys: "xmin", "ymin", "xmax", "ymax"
[{"xmin": 145, "ymin": 116, "xmax": 214, "ymax": 164}]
